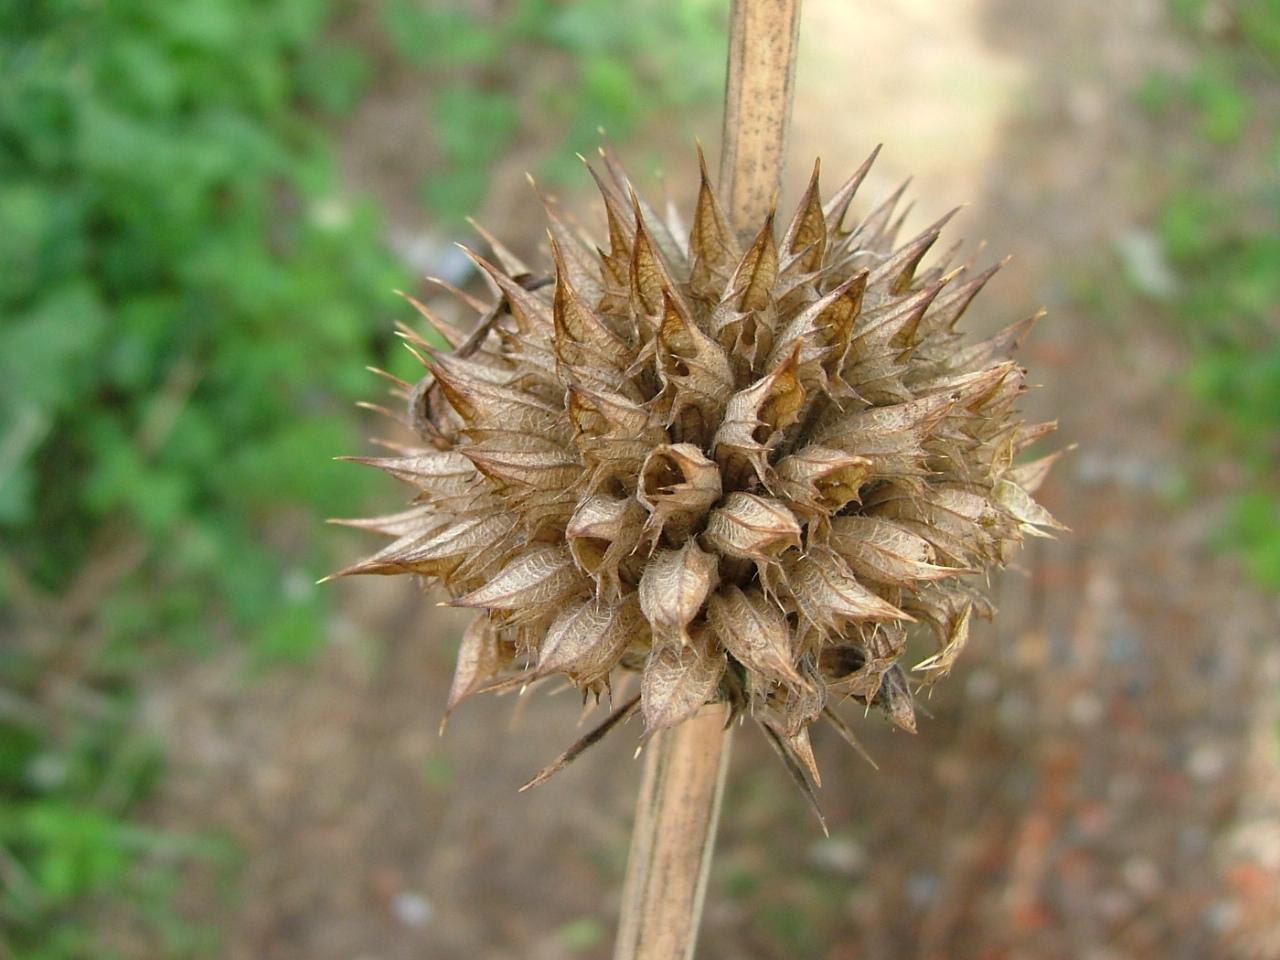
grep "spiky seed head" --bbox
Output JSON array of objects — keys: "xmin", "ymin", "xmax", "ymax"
[{"xmin": 334, "ymin": 148, "xmax": 1063, "ymax": 784}]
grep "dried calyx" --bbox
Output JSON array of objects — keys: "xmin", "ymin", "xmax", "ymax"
[{"xmin": 333, "ymin": 147, "xmax": 1063, "ymax": 794}]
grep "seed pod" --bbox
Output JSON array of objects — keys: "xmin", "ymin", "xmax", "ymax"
[
  {"xmin": 335, "ymin": 147, "xmax": 1063, "ymax": 784},
  {"xmin": 638, "ymin": 541, "xmax": 720, "ymax": 643},
  {"xmin": 707, "ymin": 585, "xmax": 804, "ymax": 690},
  {"xmin": 702, "ymin": 493, "xmax": 802, "ymax": 570},
  {"xmin": 640, "ymin": 623, "xmax": 727, "ymax": 733},
  {"xmin": 565, "ymin": 494, "xmax": 646, "ymax": 596},
  {"xmin": 637, "ymin": 443, "xmax": 722, "ymax": 545}
]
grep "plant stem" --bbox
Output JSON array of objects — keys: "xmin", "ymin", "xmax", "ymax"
[
  {"xmin": 719, "ymin": 0, "xmax": 804, "ymax": 236},
  {"xmin": 613, "ymin": 3, "xmax": 802, "ymax": 958},
  {"xmin": 612, "ymin": 705, "xmax": 732, "ymax": 960}
]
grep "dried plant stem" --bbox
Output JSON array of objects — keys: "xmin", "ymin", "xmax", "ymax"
[
  {"xmin": 612, "ymin": 705, "xmax": 733, "ymax": 960},
  {"xmin": 613, "ymin": 3, "xmax": 802, "ymax": 959},
  {"xmin": 719, "ymin": 0, "xmax": 804, "ymax": 236}
]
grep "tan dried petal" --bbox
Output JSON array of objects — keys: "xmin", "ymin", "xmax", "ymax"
[
  {"xmin": 773, "ymin": 445, "xmax": 872, "ymax": 520},
  {"xmin": 552, "ymin": 240, "xmax": 633, "ymax": 392},
  {"xmin": 463, "ymin": 434, "xmax": 579, "ymax": 492},
  {"xmin": 707, "ymin": 585, "xmax": 804, "ymax": 689},
  {"xmin": 787, "ymin": 658, "xmax": 830, "ymax": 729},
  {"xmin": 813, "ymin": 392, "xmax": 954, "ymax": 457},
  {"xmin": 784, "ymin": 547, "xmax": 907, "ymax": 634},
  {"xmin": 889, "ymin": 517, "xmax": 987, "ymax": 569},
  {"xmin": 822, "ymin": 145, "xmax": 880, "ymax": 236},
  {"xmin": 621, "ymin": 181, "xmax": 685, "ymax": 269},
  {"xmin": 703, "ymin": 493, "xmax": 802, "ymax": 567},
  {"xmin": 323, "ymin": 519, "xmax": 451, "ymax": 580},
  {"xmin": 729, "ymin": 213, "xmax": 779, "ymax": 314},
  {"xmin": 919, "ymin": 258, "xmax": 1005, "ymax": 336},
  {"xmin": 875, "ymin": 664, "xmax": 917, "ymax": 733},
  {"xmin": 757, "ymin": 719, "xmax": 827, "ymax": 830},
  {"xmin": 433, "ymin": 352, "xmax": 552, "ymax": 400},
  {"xmin": 831, "ymin": 516, "xmax": 966, "ymax": 587},
  {"xmin": 863, "ymin": 482, "xmax": 1009, "ymax": 566},
  {"xmin": 640, "ymin": 626, "xmax": 726, "ymax": 733},
  {"xmin": 994, "ymin": 478, "xmax": 1067, "ymax": 536},
  {"xmin": 432, "ymin": 362, "xmax": 560, "ymax": 435},
  {"xmin": 688, "ymin": 145, "xmax": 740, "ymax": 301},
  {"xmin": 637, "ymin": 443, "xmax": 722, "ymax": 544},
  {"xmin": 781, "ymin": 724, "xmax": 822, "ymax": 787},
  {"xmin": 821, "ymin": 644, "xmax": 895, "ymax": 701},
  {"xmin": 868, "ymin": 209, "xmax": 955, "ymax": 295},
  {"xmin": 781, "ymin": 160, "xmax": 827, "ymax": 276},
  {"xmin": 538, "ymin": 593, "xmax": 646, "ymax": 686},
  {"xmin": 1014, "ymin": 420, "xmax": 1058, "ymax": 453},
  {"xmin": 717, "ymin": 213, "xmax": 780, "ymax": 374},
  {"xmin": 767, "ymin": 272, "xmax": 866, "ymax": 390},
  {"xmin": 656, "ymin": 292, "xmax": 735, "ymax": 445},
  {"xmin": 447, "ymin": 530, "xmax": 530, "ymax": 592},
  {"xmin": 567, "ymin": 386, "xmax": 665, "ymax": 493},
  {"xmin": 399, "ymin": 290, "xmax": 468, "ymax": 349},
  {"xmin": 465, "ymin": 249, "xmax": 555, "ymax": 338},
  {"xmin": 536, "ymin": 191, "xmax": 605, "ymax": 306},
  {"xmin": 327, "ymin": 504, "xmax": 440, "ymax": 539},
  {"xmin": 339, "ymin": 450, "xmax": 478, "ymax": 496},
  {"xmin": 468, "ymin": 217, "xmax": 531, "ymax": 277},
  {"xmin": 930, "ymin": 361, "xmax": 1024, "ymax": 417},
  {"xmin": 913, "ymin": 602, "xmax": 972, "ymax": 685},
  {"xmin": 937, "ymin": 313, "xmax": 1039, "ymax": 376},
  {"xmin": 845, "ymin": 281, "xmax": 943, "ymax": 404},
  {"xmin": 565, "ymin": 494, "xmax": 645, "ymax": 594},
  {"xmin": 902, "ymin": 583, "xmax": 994, "ymax": 643},
  {"xmin": 445, "ymin": 617, "xmax": 515, "ymax": 721},
  {"xmin": 454, "ymin": 546, "xmax": 587, "ymax": 619},
  {"xmin": 1006, "ymin": 448, "xmax": 1065, "ymax": 495},
  {"xmin": 712, "ymin": 352, "xmax": 806, "ymax": 489},
  {"xmin": 365, "ymin": 512, "xmax": 515, "ymax": 579},
  {"xmin": 638, "ymin": 541, "xmax": 719, "ymax": 639},
  {"xmin": 586, "ymin": 162, "xmax": 636, "ymax": 282},
  {"xmin": 846, "ymin": 179, "xmax": 909, "ymax": 264},
  {"xmin": 629, "ymin": 203, "xmax": 680, "ymax": 327}
]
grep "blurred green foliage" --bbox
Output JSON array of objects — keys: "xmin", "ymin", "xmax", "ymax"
[
  {"xmin": 0, "ymin": 0, "xmax": 404, "ymax": 651},
  {"xmin": 556, "ymin": 915, "xmax": 607, "ymax": 953},
  {"xmin": 380, "ymin": 0, "xmax": 725, "ymax": 220},
  {"xmin": 1141, "ymin": 0, "xmax": 1280, "ymax": 588},
  {"xmin": 0, "ymin": 0, "xmax": 406, "ymax": 953},
  {"xmin": 0, "ymin": 1, "xmax": 722, "ymax": 954}
]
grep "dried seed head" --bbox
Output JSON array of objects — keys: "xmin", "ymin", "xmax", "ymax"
[{"xmin": 335, "ymin": 148, "xmax": 1062, "ymax": 786}]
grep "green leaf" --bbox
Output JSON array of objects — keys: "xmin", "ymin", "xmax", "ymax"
[
  {"xmin": 380, "ymin": 1, "xmax": 502, "ymax": 68},
  {"xmin": 253, "ymin": 595, "xmax": 328, "ymax": 665},
  {"xmin": 1226, "ymin": 492, "xmax": 1280, "ymax": 589},
  {"xmin": 557, "ymin": 917, "xmax": 607, "ymax": 953},
  {"xmin": 296, "ymin": 41, "xmax": 374, "ymax": 114},
  {"xmin": 0, "ymin": 282, "xmax": 107, "ymax": 414},
  {"xmin": 1188, "ymin": 58, "xmax": 1251, "ymax": 144}
]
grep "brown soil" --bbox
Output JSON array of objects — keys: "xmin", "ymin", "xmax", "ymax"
[{"xmin": 138, "ymin": 2, "xmax": 1280, "ymax": 958}]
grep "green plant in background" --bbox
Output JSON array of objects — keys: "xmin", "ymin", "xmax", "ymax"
[
  {"xmin": 0, "ymin": 0, "xmax": 404, "ymax": 954},
  {"xmin": 380, "ymin": 0, "xmax": 725, "ymax": 221},
  {"xmin": 1139, "ymin": 0, "xmax": 1280, "ymax": 588}
]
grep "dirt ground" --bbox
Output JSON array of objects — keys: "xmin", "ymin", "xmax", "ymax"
[{"xmin": 140, "ymin": 1, "xmax": 1280, "ymax": 958}]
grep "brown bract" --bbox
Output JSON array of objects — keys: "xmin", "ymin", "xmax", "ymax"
[{"xmin": 335, "ymin": 148, "xmax": 1062, "ymax": 785}]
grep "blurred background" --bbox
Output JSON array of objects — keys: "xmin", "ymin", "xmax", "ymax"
[{"xmin": 2, "ymin": 0, "xmax": 1278, "ymax": 957}]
